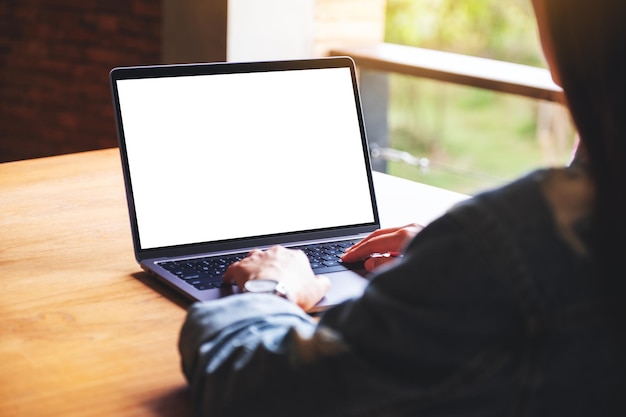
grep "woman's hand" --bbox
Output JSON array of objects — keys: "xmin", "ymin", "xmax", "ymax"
[
  {"xmin": 223, "ymin": 245, "xmax": 330, "ymax": 312},
  {"xmin": 341, "ymin": 223, "xmax": 423, "ymax": 272}
]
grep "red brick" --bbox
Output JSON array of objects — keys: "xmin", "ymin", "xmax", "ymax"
[{"xmin": 0, "ymin": 0, "xmax": 161, "ymax": 162}]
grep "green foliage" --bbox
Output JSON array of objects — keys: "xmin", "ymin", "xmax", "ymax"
[
  {"xmin": 385, "ymin": 0, "xmax": 544, "ymax": 65},
  {"xmin": 382, "ymin": 0, "xmax": 575, "ymax": 195}
]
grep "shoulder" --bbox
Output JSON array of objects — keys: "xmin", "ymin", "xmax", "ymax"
[
  {"xmin": 450, "ymin": 166, "xmax": 593, "ymax": 256},
  {"xmin": 537, "ymin": 167, "xmax": 593, "ymax": 255}
]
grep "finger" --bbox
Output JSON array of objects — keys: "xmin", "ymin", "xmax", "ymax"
[
  {"xmin": 315, "ymin": 274, "xmax": 331, "ymax": 294},
  {"xmin": 344, "ymin": 224, "xmax": 418, "ymax": 255},
  {"xmin": 222, "ymin": 262, "xmax": 237, "ymax": 283},
  {"xmin": 341, "ymin": 235, "xmax": 399, "ymax": 262},
  {"xmin": 363, "ymin": 256, "xmax": 395, "ymax": 272},
  {"xmin": 246, "ymin": 248, "xmax": 263, "ymax": 259},
  {"xmin": 223, "ymin": 271, "xmax": 244, "ymax": 289},
  {"xmin": 345, "ymin": 223, "xmax": 424, "ymax": 261},
  {"xmin": 360, "ymin": 224, "xmax": 416, "ymax": 240},
  {"xmin": 301, "ymin": 275, "xmax": 332, "ymax": 312},
  {"xmin": 347, "ymin": 226, "xmax": 404, "ymax": 250}
]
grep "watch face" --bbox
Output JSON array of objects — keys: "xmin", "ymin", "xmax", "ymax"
[{"xmin": 243, "ymin": 279, "xmax": 278, "ymax": 293}]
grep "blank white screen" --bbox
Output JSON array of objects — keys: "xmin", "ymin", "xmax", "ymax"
[{"xmin": 117, "ymin": 67, "xmax": 375, "ymax": 249}]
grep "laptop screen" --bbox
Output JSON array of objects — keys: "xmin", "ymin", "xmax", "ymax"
[{"xmin": 114, "ymin": 61, "xmax": 377, "ymax": 251}]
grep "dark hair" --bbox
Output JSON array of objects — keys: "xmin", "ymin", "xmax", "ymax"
[{"xmin": 542, "ymin": 1, "xmax": 626, "ymax": 278}]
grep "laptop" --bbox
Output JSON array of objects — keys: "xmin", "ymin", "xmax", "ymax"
[{"xmin": 109, "ymin": 56, "xmax": 380, "ymax": 313}]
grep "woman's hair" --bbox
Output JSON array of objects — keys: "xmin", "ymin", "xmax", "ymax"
[{"xmin": 542, "ymin": 1, "xmax": 626, "ymax": 278}]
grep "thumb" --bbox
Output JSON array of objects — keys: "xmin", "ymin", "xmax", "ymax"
[
  {"xmin": 299, "ymin": 275, "xmax": 331, "ymax": 312},
  {"xmin": 315, "ymin": 274, "xmax": 332, "ymax": 295},
  {"xmin": 364, "ymin": 257, "xmax": 394, "ymax": 272}
]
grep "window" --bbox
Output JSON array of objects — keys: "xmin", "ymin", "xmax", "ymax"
[{"xmin": 381, "ymin": 0, "xmax": 576, "ymax": 194}]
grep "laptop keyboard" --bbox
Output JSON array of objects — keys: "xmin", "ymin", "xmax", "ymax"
[{"xmin": 158, "ymin": 240, "xmax": 361, "ymax": 291}]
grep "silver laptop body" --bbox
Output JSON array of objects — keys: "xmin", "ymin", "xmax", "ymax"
[{"xmin": 110, "ymin": 57, "xmax": 380, "ymax": 312}]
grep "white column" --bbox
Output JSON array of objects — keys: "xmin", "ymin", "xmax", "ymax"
[{"xmin": 227, "ymin": 0, "xmax": 316, "ymax": 61}]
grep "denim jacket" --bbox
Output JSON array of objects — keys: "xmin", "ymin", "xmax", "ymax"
[{"xmin": 179, "ymin": 167, "xmax": 625, "ymax": 417}]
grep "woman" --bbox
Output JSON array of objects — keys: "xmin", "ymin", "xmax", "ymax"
[{"xmin": 178, "ymin": 0, "xmax": 626, "ymax": 415}]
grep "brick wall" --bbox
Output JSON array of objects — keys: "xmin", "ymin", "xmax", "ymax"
[{"xmin": 0, "ymin": 0, "xmax": 161, "ymax": 162}]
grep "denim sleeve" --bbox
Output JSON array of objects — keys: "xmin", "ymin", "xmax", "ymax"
[
  {"xmin": 179, "ymin": 294, "xmax": 356, "ymax": 417},
  {"xmin": 178, "ymin": 212, "xmax": 521, "ymax": 417}
]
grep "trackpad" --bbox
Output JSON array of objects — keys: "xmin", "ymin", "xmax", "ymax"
[{"xmin": 310, "ymin": 269, "xmax": 369, "ymax": 313}]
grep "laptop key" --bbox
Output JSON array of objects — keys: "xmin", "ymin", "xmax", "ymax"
[
  {"xmin": 194, "ymin": 283, "xmax": 216, "ymax": 290},
  {"xmin": 162, "ymin": 240, "xmax": 360, "ymax": 289},
  {"xmin": 214, "ymin": 281, "xmax": 237, "ymax": 288}
]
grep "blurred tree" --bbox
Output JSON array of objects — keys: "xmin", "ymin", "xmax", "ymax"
[
  {"xmin": 385, "ymin": 0, "xmax": 543, "ymax": 66},
  {"xmin": 381, "ymin": 0, "xmax": 573, "ymax": 195}
]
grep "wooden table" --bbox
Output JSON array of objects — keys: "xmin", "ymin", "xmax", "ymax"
[{"xmin": 0, "ymin": 148, "xmax": 468, "ymax": 417}]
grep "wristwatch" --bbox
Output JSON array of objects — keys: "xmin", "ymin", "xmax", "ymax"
[{"xmin": 243, "ymin": 279, "xmax": 290, "ymax": 300}]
